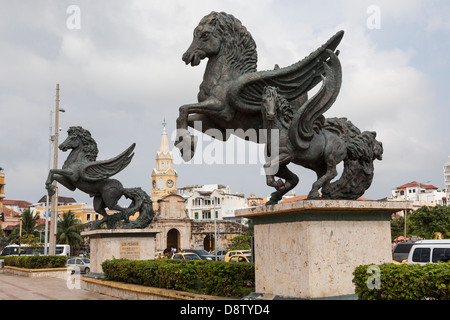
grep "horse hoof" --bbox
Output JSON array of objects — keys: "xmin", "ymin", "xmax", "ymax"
[
  {"xmin": 46, "ymin": 185, "xmax": 56, "ymax": 197},
  {"xmin": 274, "ymin": 181, "xmax": 286, "ymax": 191},
  {"xmin": 307, "ymin": 191, "xmax": 320, "ymax": 199}
]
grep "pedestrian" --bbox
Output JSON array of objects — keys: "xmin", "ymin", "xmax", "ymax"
[{"xmin": 163, "ymin": 248, "xmax": 171, "ymax": 259}]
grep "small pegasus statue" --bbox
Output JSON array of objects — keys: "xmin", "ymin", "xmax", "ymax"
[
  {"xmin": 45, "ymin": 126, "xmax": 154, "ymax": 229},
  {"xmin": 261, "ymin": 51, "xmax": 383, "ymax": 204}
]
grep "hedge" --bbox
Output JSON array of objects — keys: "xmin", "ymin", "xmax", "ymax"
[
  {"xmin": 353, "ymin": 262, "xmax": 450, "ymax": 300},
  {"xmin": 101, "ymin": 259, "xmax": 255, "ymax": 298},
  {"xmin": 1, "ymin": 255, "xmax": 67, "ymax": 269}
]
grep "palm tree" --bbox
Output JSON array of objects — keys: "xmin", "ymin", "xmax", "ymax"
[
  {"xmin": 7, "ymin": 208, "xmax": 43, "ymax": 244},
  {"xmin": 57, "ymin": 211, "xmax": 83, "ymax": 255}
]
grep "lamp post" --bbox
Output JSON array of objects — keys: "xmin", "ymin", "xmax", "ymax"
[{"xmin": 48, "ymin": 84, "xmax": 65, "ymax": 256}]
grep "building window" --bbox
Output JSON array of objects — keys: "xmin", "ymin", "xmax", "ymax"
[
  {"xmin": 194, "ymin": 212, "xmax": 198, "ymax": 219},
  {"xmin": 86, "ymin": 214, "xmax": 91, "ymax": 222},
  {"xmin": 202, "ymin": 211, "xmax": 211, "ymax": 219}
]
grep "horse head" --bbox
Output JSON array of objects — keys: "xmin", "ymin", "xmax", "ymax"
[
  {"xmin": 59, "ymin": 126, "xmax": 98, "ymax": 161},
  {"xmin": 262, "ymin": 86, "xmax": 279, "ymax": 121},
  {"xmin": 262, "ymin": 86, "xmax": 293, "ymax": 129},
  {"xmin": 182, "ymin": 11, "xmax": 257, "ymax": 74}
]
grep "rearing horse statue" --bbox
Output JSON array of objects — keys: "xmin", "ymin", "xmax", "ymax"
[
  {"xmin": 175, "ymin": 11, "xmax": 344, "ymax": 161},
  {"xmin": 175, "ymin": 11, "xmax": 383, "ymax": 203},
  {"xmin": 45, "ymin": 126, "xmax": 154, "ymax": 229}
]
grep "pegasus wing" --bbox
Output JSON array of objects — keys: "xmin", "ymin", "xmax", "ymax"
[
  {"xmin": 228, "ymin": 30, "xmax": 344, "ymax": 113},
  {"xmin": 80, "ymin": 143, "xmax": 136, "ymax": 182},
  {"xmin": 289, "ymin": 49, "xmax": 342, "ymax": 150}
]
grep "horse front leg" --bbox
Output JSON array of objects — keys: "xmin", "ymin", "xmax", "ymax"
[
  {"xmin": 264, "ymin": 150, "xmax": 293, "ymax": 191},
  {"xmin": 45, "ymin": 169, "xmax": 74, "ymax": 197},
  {"xmin": 266, "ymin": 165, "xmax": 299, "ymax": 205},
  {"xmin": 175, "ymin": 98, "xmax": 223, "ymax": 161}
]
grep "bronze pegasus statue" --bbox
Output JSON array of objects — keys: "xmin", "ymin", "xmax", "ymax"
[
  {"xmin": 175, "ymin": 11, "xmax": 383, "ymax": 203},
  {"xmin": 45, "ymin": 126, "xmax": 154, "ymax": 229}
]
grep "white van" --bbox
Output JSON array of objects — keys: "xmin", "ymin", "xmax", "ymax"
[
  {"xmin": 0, "ymin": 244, "xmax": 70, "ymax": 257},
  {"xmin": 407, "ymin": 240, "xmax": 450, "ymax": 265}
]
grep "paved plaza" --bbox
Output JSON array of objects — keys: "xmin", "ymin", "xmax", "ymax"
[{"xmin": 0, "ymin": 272, "xmax": 120, "ymax": 300}]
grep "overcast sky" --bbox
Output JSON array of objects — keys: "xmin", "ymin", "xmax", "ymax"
[{"xmin": 0, "ymin": 0, "xmax": 449, "ymax": 206}]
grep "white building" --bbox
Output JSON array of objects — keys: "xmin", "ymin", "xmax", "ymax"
[
  {"xmin": 444, "ymin": 156, "xmax": 450, "ymax": 202},
  {"xmin": 179, "ymin": 184, "xmax": 246, "ymax": 223},
  {"xmin": 391, "ymin": 181, "xmax": 447, "ymax": 207}
]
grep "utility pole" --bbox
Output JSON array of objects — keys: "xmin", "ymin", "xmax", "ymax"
[
  {"xmin": 49, "ymin": 84, "xmax": 64, "ymax": 255},
  {"xmin": 44, "ymin": 110, "xmax": 52, "ymax": 255}
]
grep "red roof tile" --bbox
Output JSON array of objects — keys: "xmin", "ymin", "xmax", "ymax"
[
  {"xmin": 396, "ymin": 181, "xmax": 438, "ymax": 190},
  {"xmin": 2, "ymin": 206, "xmax": 21, "ymax": 217},
  {"xmin": 3, "ymin": 199, "xmax": 32, "ymax": 207}
]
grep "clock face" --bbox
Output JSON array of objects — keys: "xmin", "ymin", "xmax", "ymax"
[
  {"xmin": 167, "ymin": 179, "xmax": 174, "ymax": 188},
  {"xmin": 152, "ymin": 180, "xmax": 156, "ymax": 188}
]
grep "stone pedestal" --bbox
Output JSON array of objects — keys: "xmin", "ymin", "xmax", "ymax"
[
  {"xmin": 81, "ymin": 229, "xmax": 160, "ymax": 274},
  {"xmin": 235, "ymin": 200, "xmax": 411, "ymax": 299}
]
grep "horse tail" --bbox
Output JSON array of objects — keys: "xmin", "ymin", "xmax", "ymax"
[
  {"xmin": 120, "ymin": 187, "xmax": 155, "ymax": 229},
  {"xmin": 321, "ymin": 118, "xmax": 383, "ymax": 200}
]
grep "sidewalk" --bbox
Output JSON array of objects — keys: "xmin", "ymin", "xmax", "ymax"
[{"xmin": 0, "ymin": 272, "xmax": 120, "ymax": 300}]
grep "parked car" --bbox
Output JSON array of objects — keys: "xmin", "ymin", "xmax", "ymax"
[
  {"xmin": 211, "ymin": 249, "xmax": 227, "ymax": 261},
  {"xmin": 182, "ymin": 249, "xmax": 216, "ymax": 260},
  {"xmin": 407, "ymin": 240, "xmax": 450, "ymax": 265},
  {"xmin": 229, "ymin": 254, "xmax": 252, "ymax": 263},
  {"xmin": 224, "ymin": 250, "xmax": 251, "ymax": 262},
  {"xmin": 392, "ymin": 241, "xmax": 416, "ymax": 263},
  {"xmin": 66, "ymin": 257, "xmax": 90, "ymax": 274},
  {"xmin": 171, "ymin": 252, "xmax": 202, "ymax": 260}
]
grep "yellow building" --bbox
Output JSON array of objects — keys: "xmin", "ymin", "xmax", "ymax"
[
  {"xmin": 32, "ymin": 196, "xmax": 103, "ymax": 225},
  {"xmin": 151, "ymin": 120, "xmax": 178, "ymax": 206}
]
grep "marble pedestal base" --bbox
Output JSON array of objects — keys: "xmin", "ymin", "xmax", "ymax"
[
  {"xmin": 236, "ymin": 200, "xmax": 411, "ymax": 299},
  {"xmin": 81, "ymin": 229, "xmax": 160, "ymax": 274}
]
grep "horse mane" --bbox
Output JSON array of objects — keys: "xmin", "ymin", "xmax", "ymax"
[
  {"xmin": 67, "ymin": 126, "xmax": 98, "ymax": 161},
  {"xmin": 200, "ymin": 11, "xmax": 257, "ymax": 74}
]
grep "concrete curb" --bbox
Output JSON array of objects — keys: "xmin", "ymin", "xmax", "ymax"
[
  {"xmin": 4, "ymin": 266, "xmax": 71, "ymax": 280},
  {"xmin": 81, "ymin": 277, "xmax": 236, "ymax": 300}
]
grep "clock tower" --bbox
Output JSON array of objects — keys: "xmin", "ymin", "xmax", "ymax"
[{"xmin": 151, "ymin": 120, "xmax": 178, "ymax": 202}]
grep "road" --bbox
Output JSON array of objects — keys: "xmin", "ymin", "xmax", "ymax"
[{"xmin": 0, "ymin": 272, "xmax": 120, "ymax": 300}]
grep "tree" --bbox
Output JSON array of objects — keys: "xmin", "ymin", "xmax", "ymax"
[
  {"xmin": 57, "ymin": 211, "xmax": 83, "ymax": 255},
  {"xmin": 408, "ymin": 205, "xmax": 450, "ymax": 239},
  {"xmin": 7, "ymin": 208, "xmax": 43, "ymax": 244},
  {"xmin": 20, "ymin": 234, "xmax": 42, "ymax": 254},
  {"xmin": 390, "ymin": 215, "xmax": 406, "ymax": 241},
  {"xmin": 227, "ymin": 235, "xmax": 252, "ymax": 251}
]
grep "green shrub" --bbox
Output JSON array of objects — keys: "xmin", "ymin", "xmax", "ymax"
[
  {"xmin": 2, "ymin": 255, "xmax": 67, "ymax": 269},
  {"xmin": 353, "ymin": 262, "xmax": 450, "ymax": 300},
  {"xmin": 102, "ymin": 259, "xmax": 255, "ymax": 298}
]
